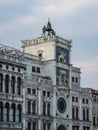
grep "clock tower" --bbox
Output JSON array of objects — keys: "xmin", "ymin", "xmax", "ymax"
[{"xmin": 21, "ymin": 20, "xmax": 72, "ymax": 88}]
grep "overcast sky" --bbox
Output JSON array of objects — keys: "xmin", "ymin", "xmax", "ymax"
[{"xmin": 0, "ymin": 0, "xmax": 98, "ymax": 89}]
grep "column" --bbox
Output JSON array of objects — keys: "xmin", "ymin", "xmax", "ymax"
[
  {"xmin": 38, "ymin": 120, "xmax": 41, "ymax": 130},
  {"xmin": 52, "ymin": 87, "xmax": 56, "ymax": 117},
  {"xmin": 38, "ymin": 88, "xmax": 42, "ymax": 115}
]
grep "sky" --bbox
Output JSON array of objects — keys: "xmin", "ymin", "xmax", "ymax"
[{"xmin": 0, "ymin": 0, "xmax": 98, "ymax": 89}]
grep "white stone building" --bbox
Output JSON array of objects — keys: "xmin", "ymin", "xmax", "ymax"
[{"xmin": 0, "ymin": 20, "xmax": 92, "ymax": 130}]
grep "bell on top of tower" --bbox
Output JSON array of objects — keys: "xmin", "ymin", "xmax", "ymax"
[{"xmin": 42, "ymin": 19, "xmax": 56, "ymax": 36}]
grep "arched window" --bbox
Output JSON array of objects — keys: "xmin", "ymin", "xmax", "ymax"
[
  {"xmin": 43, "ymin": 103, "xmax": 46, "ymax": 116},
  {"xmin": 5, "ymin": 75, "xmax": 9, "ymax": 93},
  {"xmin": 17, "ymin": 104, "xmax": 22, "ymax": 123},
  {"xmin": 17, "ymin": 77, "xmax": 21, "ymax": 95},
  {"xmin": 27, "ymin": 122, "xmax": 31, "ymax": 130},
  {"xmin": 5, "ymin": 103, "xmax": 10, "ymax": 122},
  {"xmin": 32, "ymin": 101, "xmax": 36, "ymax": 115},
  {"xmin": 28, "ymin": 101, "xmax": 31, "ymax": 114},
  {"xmin": 47, "ymin": 103, "xmax": 50, "ymax": 116},
  {"xmin": 0, "ymin": 102, "xmax": 3, "ymax": 121},
  {"xmin": 0, "ymin": 74, "xmax": 3, "ymax": 92},
  {"xmin": 11, "ymin": 76, "xmax": 15, "ymax": 94},
  {"xmin": 11, "ymin": 103, "xmax": 16, "ymax": 122}
]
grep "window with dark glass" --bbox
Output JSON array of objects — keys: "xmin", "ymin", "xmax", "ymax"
[
  {"xmin": 75, "ymin": 78, "xmax": 78, "ymax": 83},
  {"xmin": 11, "ymin": 104, "xmax": 16, "ymax": 122},
  {"xmin": 47, "ymin": 124, "xmax": 50, "ymax": 130},
  {"xmin": 33, "ymin": 122, "xmax": 36, "ymax": 130},
  {"xmin": 72, "ymin": 77, "xmax": 74, "ymax": 82},
  {"xmin": 93, "ymin": 117, "xmax": 95, "ymax": 125},
  {"xmin": 32, "ymin": 89, "xmax": 36, "ymax": 95},
  {"xmin": 43, "ymin": 123, "xmax": 46, "ymax": 130},
  {"xmin": 72, "ymin": 97, "xmax": 74, "ymax": 102},
  {"xmin": 11, "ymin": 76, "xmax": 15, "ymax": 94},
  {"xmin": 17, "ymin": 77, "xmax": 21, "ymax": 95},
  {"xmin": 0, "ymin": 64, "xmax": 2, "ymax": 68},
  {"xmin": 82, "ymin": 98, "xmax": 85, "ymax": 104},
  {"xmin": 28, "ymin": 101, "xmax": 31, "ymax": 114},
  {"xmin": 47, "ymin": 92, "xmax": 50, "ymax": 97},
  {"xmin": 27, "ymin": 88, "xmax": 31, "ymax": 94},
  {"xmin": 37, "ymin": 67, "xmax": 40, "ymax": 73},
  {"xmin": 32, "ymin": 66, "xmax": 35, "ymax": 72},
  {"xmin": 0, "ymin": 102, "xmax": 3, "ymax": 121},
  {"xmin": 43, "ymin": 91, "xmax": 46, "ymax": 96},
  {"xmin": 0, "ymin": 74, "xmax": 3, "ymax": 92},
  {"xmin": 86, "ymin": 99, "xmax": 88, "ymax": 104},
  {"xmin": 5, "ymin": 103, "xmax": 10, "ymax": 122},
  {"xmin": 47, "ymin": 103, "xmax": 50, "ymax": 116},
  {"xmin": 76, "ymin": 97, "xmax": 78, "ymax": 102},
  {"xmin": 17, "ymin": 104, "xmax": 22, "ymax": 123},
  {"xmin": 43, "ymin": 103, "xmax": 46, "ymax": 115},
  {"xmin": 5, "ymin": 75, "xmax": 9, "ymax": 93},
  {"xmin": 28, "ymin": 122, "xmax": 31, "ymax": 130},
  {"xmin": 32, "ymin": 101, "xmax": 36, "ymax": 115}
]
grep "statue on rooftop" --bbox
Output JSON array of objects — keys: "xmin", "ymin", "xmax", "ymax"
[{"xmin": 42, "ymin": 19, "xmax": 56, "ymax": 36}]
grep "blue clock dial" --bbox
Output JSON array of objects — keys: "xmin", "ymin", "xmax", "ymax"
[
  {"xmin": 56, "ymin": 47, "xmax": 69, "ymax": 63},
  {"xmin": 57, "ymin": 98, "xmax": 66, "ymax": 113}
]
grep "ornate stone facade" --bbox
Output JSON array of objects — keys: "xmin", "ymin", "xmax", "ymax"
[{"xmin": 0, "ymin": 21, "xmax": 92, "ymax": 130}]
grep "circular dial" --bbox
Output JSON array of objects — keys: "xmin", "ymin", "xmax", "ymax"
[{"xmin": 57, "ymin": 98, "xmax": 66, "ymax": 113}]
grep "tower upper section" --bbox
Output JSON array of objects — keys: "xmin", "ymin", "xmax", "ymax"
[{"xmin": 21, "ymin": 20, "xmax": 72, "ymax": 65}]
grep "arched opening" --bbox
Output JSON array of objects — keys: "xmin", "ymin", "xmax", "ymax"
[
  {"xmin": 5, "ymin": 102, "xmax": 10, "ymax": 122},
  {"xmin": 11, "ymin": 103, "xmax": 16, "ymax": 122},
  {"xmin": 32, "ymin": 101, "xmax": 36, "ymax": 115},
  {"xmin": 27, "ymin": 101, "xmax": 31, "ymax": 114},
  {"xmin": 47, "ymin": 103, "xmax": 50, "ymax": 116},
  {"xmin": 17, "ymin": 77, "xmax": 21, "ymax": 95},
  {"xmin": 5, "ymin": 75, "xmax": 9, "ymax": 93},
  {"xmin": 0, "ymin": 102, "xmax": 3, "ymax": 121},
  {"xmin": 57, "ymin": 125, "xmax": 66, "ymax": 130},
  {"xmin": 43, "ymin": 102, "xmax": 46, "ymax": 116},
  {"xmin": 11, "ymin": 76, "xmax": 15, "ymax": 94},
  {"xmin": 17, "ymin": 104, "xmax": 22, "ymax": 123}
]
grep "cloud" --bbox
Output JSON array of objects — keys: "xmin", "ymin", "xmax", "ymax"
[
  {"xmin": 0, "ymin": 0, "xmax": 20, "ymax": 5},
  {"xmin": 73, "ymin": 57, "xmax": 98, "ymax": 75},
  {"xmin": 38, "ymin": 0, "xmax": 98, "ymax": 17},
  {"xmin": 0, "ymin": 15, "xmax": 37, "ymax": 36}
]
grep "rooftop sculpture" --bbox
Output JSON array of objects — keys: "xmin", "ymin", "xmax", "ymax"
[{"xmin": 42, "ymin": 19, "xmax": 56, "ymax": 36}]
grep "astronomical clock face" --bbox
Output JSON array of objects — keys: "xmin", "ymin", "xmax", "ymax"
[
  {"xmin": 57, "ymin": 98, "xmax": 66, "ymax": 113},
  {"xmin": 56, "ymin": 46, "xmax": 69, "ymax": 63}
]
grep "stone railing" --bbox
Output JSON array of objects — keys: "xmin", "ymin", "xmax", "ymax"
[{"xmin": 24, "ymin": 75, "xmax": 52, "ymax": 86}]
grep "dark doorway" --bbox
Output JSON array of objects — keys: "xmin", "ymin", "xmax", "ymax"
[{"xmin": 57, "ymin": 125, "xmax": 66, "ymax": 130}]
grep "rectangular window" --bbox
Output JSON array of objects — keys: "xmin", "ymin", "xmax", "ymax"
[
  {"xmin": 32, "ymin": 66, "xmax": 35, "ymax": 72},
  {"xmin": 72, "ymin": 97, "xmax": 74, "ymax": 102},
  {"xmin": 75, "ymin": 77, "xmax": 78, "ymax": 83},
  {"xmin": 76, "ymin": 97, "xmax": 78, "ymax": 102},
  {"xmin": 43, "ymin": 91, "xmax": 46, "ymax": 96},
  {"xmin": 37, "ymin": 67, "xmax": 40, "ymax": 73},
  {"xmin": 27, "ymin": 88, "xmax": 31, "ymax": 94},
  {"xmin": 32, "ymin": 89, "xmax": 36, "ymax": 95},
  {"xmin": 82, "ymin": 98, "xmax": 85, "ymax": 104},
  {"xmin": 47, "ymin": 92, "xmax": 50, "ymax": 97},
  {"xmin": 86, "ymin": 99, "xmax": 88, "ymax": 104},
  {"xmin": 72, "ymin": 77, "xmax": 74, "ymax": 82}
]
